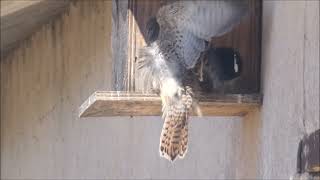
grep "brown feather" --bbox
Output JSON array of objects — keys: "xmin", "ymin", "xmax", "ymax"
[{"xmin": 159, "ymin": 86, "xmax": 193, "ymax": 161}]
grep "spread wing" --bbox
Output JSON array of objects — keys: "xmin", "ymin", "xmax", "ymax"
[{"xmin": 156, "ymin": 0, "xmax": 249, "ymax": 69}]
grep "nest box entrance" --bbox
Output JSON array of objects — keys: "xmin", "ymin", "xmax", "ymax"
[{"xmin": 79, "ymin": 0, "xmax": 262, "ymax": 118}]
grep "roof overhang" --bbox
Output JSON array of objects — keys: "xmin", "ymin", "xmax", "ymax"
[{"xmin": 1, "ymin": 0, "xmax": 70, "ymax": 59}]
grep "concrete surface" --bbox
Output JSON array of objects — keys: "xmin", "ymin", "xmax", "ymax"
[{"xmin": 0, "ymin": 0, "xmax": 319, "ymax": 179}]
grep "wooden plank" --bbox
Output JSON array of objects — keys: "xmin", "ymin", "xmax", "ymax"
[
  {"xmin": 79, "ymin": 91, "xmax": 262, "ymax": 117},
  {"xmin": 111, "ymin": 0, "xmax": 129, "ymax": 91},
  {"xmin": 0, "ymin": 0, "xmax": 70, "ymax": 57}
]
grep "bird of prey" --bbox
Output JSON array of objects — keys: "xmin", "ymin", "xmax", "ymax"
[{"xmin": 137, "ymin": 0, "xmax": 249, "ymax": 162}]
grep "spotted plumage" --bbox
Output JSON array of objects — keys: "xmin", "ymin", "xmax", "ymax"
[{"xmin": 137, "ymin": 0, "xmax": 249, "ymax": 162}]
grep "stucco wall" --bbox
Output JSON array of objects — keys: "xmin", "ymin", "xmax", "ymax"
[
  {"xmin": 259, "ymin": 1, "xmax": 319, "ymax": 178},
  {"xmin": 1, "ymin": 0, "xmax": 319, "ymax": 179}
]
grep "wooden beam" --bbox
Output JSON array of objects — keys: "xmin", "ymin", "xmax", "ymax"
[
  {"xmin": 0, "ymin": 0, "xmax": 70, "ymax": 57},
  {"xmin": 79, "ymin": 91, "xmax": 262, "ymax": 118},
  {"xmin": 111, "ymin": 0, "xmax": 129, "ymax": 91}
]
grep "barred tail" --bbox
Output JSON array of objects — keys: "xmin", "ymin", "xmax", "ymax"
[{"xmin": 159, "ymin": 86, "xmax": 193, "ymax": 161}]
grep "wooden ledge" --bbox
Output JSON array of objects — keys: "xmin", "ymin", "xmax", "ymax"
[{"xmin": 79, "ymin": 91, "xmax": 262, "ymax": 118}]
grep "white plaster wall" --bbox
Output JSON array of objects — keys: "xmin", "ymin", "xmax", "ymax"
[{"xmin": 260, "ymin": 0, "xmax": 319, "ymax": 178}]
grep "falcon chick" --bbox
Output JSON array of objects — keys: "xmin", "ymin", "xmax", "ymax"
[{"xmin": 137, "ymin": 0, "xmax": 249, "ymax": 162}]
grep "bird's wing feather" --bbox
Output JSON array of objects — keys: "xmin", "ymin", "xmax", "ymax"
[
  {"xmin": 157, "ymin": 0, "xmax": 249, "ymax": 69},
  {"xmin": 179, "ymin": 0, "xmax": 249, "ymax": 40}
]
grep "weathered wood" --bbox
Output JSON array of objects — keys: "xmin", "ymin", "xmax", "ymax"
[
  {"xmin": 0, "ymin": 0, "xmax": 70, "ymax": 58},
  {"xmin": 111, "ymin": 0, "xmax": 129, "ymax": 90},
  {"xmin": 79, "ymin": 91, "xmax": 262, "ymax": 117}
]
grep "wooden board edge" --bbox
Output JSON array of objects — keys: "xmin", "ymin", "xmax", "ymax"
[
  {"xmin": 79, "ymin": 92, "xmax": 98, "ymax": 118},
  {"xmin": 79, "ymin": 91, "xmax": 262, "ymax": 118}
]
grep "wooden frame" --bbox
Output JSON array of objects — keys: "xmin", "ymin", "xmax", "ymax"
[
  {"xmin": 112, "ymin": 0, "xmax": 262, "ymax": 93},
  {"xmin": 79, "ymin": 91, "xmax": 261, "ymax": 117},
  {"xmin": 79, "ymin": 0, "xmax": 262, "ymax": 118}
]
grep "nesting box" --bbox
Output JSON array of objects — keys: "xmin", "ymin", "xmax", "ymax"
[{"xmin": 79, "ymin": 0, "xmax": 262, "ymax": 118}]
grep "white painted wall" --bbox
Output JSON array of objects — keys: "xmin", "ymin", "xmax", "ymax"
[
  {"xmin": 1, "ymin": 1, "xmax": 319, "ymax": 179},
  {"xmin": 259, "ymin": 1, "xmax": 319, "ymax": 178}
]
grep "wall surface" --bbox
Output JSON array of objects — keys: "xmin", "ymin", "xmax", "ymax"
[
  {"xmin": 260, "ymin": 1, "xmax": 319, "ymax": 178},
  {"xmin": 0, "ymin": 0, "xmax": 319, "ymax": 179}
]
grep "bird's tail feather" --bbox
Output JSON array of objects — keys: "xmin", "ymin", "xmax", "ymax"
[{"xmin": 159, "ymin": 87, "xmax": 193, "ymax": 161}]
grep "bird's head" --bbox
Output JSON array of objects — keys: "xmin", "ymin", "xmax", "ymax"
[
  {"xmin": 200, "ymin": 47, "xmax": 242, "ymax": 92},
  {"xmin": 145, "ymin": 17, "xmax": 160, "ymax": 46},
  {"xmin": 213, "ymin": 48, "xmax": 242, "ymax": 81}
]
